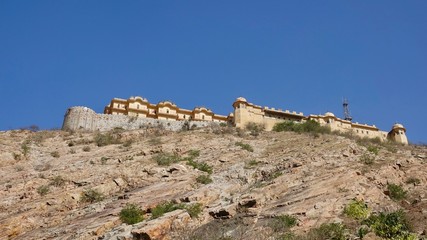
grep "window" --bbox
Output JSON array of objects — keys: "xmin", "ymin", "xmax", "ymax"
[
  {"xmin": 166, "ymin": 109, "xmax": 169, "ymax": 114},
  {"xmin": 202, "ymin": 115, "xmax": 205, "ymax": 120},
  {"xmin": 137, "ymin": 105, "xmax": 139, "ymax": 109}
]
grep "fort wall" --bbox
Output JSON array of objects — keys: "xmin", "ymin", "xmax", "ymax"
[
  {"xmin": 62, "ymin": 106, "xmax": 216, "ymax": 132},
  {"xmin": 62, "ymin": 95, "xmax": 408, "ymax": 145}
]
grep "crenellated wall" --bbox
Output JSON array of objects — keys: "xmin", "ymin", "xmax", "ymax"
[{"xmin": 62, "ymin": 106, "xmax": 217, "ymax": 132}]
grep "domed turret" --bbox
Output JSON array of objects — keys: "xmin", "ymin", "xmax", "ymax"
[
  {"xmin": 392, "ymin": 123, "xmax": 405, "ymax": 130},
  {"xmin": 236, "ymin": 97, "xmax": 247, "ymax": 102},
  {"xmin": 325, "ymin": 112, "xmax": 335, "ymax": 117},
  {"xmin": 388, "ymin": 123, "xmax": 408, "ymax": 145}
]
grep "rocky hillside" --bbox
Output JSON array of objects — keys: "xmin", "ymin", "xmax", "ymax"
[{"xmin": 0, "ymin": 126, "xmax": 426, "ymax": 240}]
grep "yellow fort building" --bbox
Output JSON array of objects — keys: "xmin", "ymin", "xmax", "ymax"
[{"xmin": 63, "ymin": 96, "xmax": 408, "ymax": 145}]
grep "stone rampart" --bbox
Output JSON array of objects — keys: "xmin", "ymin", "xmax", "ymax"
[{"xmin": 62, "ymin": 106, "xmax": 217, "ymax": 132}]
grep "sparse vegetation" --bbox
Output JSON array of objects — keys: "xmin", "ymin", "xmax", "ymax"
[
  {"xmin": 94, "ymin": 132, "xmax": 121, "ymax": 147},
  {"xmin": 148, "ymin": 137, "xmax": 162, "ymax": 145},
  {"xmin": 245, "ymin": 122, "xmax": 265, "ymax": 136},
  {"xmin": 245, "ymin": 159, "xmax": 259, "ymax": 168},
  {"xmin": 151, "ymin": 201, "xmax": 185, "ymax": 219},
  {"xmin": 387, "ymin": 183, "xmax": 407, "ymax": 201},
  {"xmin": 196, "ymin": 174, "xmax": 213, "ymax": 184},
  {"xmin": 100, "ymin": 157, "xmax": 109, "ymax": 165},
  {"xmin": 50, "ymin": 151, "xmax": 60, "ymax": 158},
  {"xmin": 15, "ymin": 165, "xmax": 24, "ymax": 171},
  {"xmin": 153, "ymin": 153, "xmax": 183, "ymax": 166},
  {"xmin": 122, "ymin": 139, "xmax": 133, "ymax": 147},
  {"xmin": 367, "ymin": 145, "xmax": 379, "ymax": 155},
  {"xmin": 360, "ymin": 153, "xmax": 375, "ymax": 165},
  {"xmin": 406, "ymin": 177, "xmax": 421, "ymax": 185},
  {"xmin": 185, "ymin": 203, "xmax": 203, "ymax": 218},
  {"xmin": 344, "ymin": 199, "xmax": 370, "ymax": 220},
  {"xmin": 82, "ymin": 146, "xmax": 91, "ymax": 152},
  {"xmin": 21, "ymin": 141, "xmax": 30, "ymax": 158},
  {"xmin": 273, "ymin": 120, "xmax": 331, "ymax": 135},
  {"xmin": 151, "ymin": 201, "xmax": 202, "ymax": 219},
  {"xmin": 120, "ymin": 204, "xmax": 144, "ymax": 224},
  {"xmin": 187, "ymin": 149, "xmax": 200, "ymax": 158},
  {"xmin": 271, "ymin": 214, "xmax": 298, "ymax": 232},
  {"xmin": 235, "ymin": 141, "xmax": 254, "ymax": 152},
  {"xmin": 37, "ymin": 185, "xmax": 50, "ymax": 196},
  {"xmin": 13, "ymin": 153, "xmax": 22, "ymax": 161},
  {"xmin": 80, "ymin": 189, "xmax": 104, "ymax": 203},
  {"xmin": 50, "ymin": 175, "xmax": 66, "ymax": 187},
  {"xmin": 303, "ymin": 223, "xmax": 347, "ymax": 240},
  {"xmin": 187, "ymin": 159, "xmax": 213, "ymax": 174}
]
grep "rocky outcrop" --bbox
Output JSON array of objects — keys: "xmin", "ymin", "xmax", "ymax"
[{"xmin": 0, "ymin": 128, "xmax": 425, "ymax": 239}]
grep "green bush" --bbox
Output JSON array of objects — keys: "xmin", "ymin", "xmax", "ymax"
[
  {"xmin": 273, "ymin": 120, "xmax": 331, "ymax": 135},
  {"xmin": 196, "ymin": 175, "xmax": 213, "ymax": 184},
  {"xmin": 151, "ymin": 201, "xmax": 185, "ymax": 219},
  {"xmin": 271, "ymin": 214, "xmax": 298, "ymax": 232},
  {"xmin": 344, "ymin": 199, "xmax": 370, "ymax": 220},
  {"xmin": 120, "ymin": 204, "xmax": 144, "ymax": 224},
  {"xmin": 153, "ymin": 153, "xmax": 183, "ymax": 166},
  {"xmin": 37, "ymin": 185, "xmax": 50, "ymax": 196},
  {"xmin": 80, "ymin": 189, "xmax": 104, "ymax": 203},
  {"xmin": 304, "ymin": 223, "xmax": 347, "ymax": 240},
  {"xmin": 187, "ymin": 159, "xmax": 213, "ymax": 174},
  {"xmin": 235, "ymin": 141, "xmax": 254, "ymax": 152},
  {"xmin": 363, "ymin": 210, "xmax": 416, "ymax": 239},
  {"xmin": 387, "ymin": 184, "xmax": 407, "ymax": 201}
]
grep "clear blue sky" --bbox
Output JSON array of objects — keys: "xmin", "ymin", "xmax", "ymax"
[{"xmin": 1, "ymin": 1, "xmax": 426, "ymax": 143}]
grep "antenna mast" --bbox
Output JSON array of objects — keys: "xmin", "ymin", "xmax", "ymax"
[{"xmin": 343, "ymin": 98, "xmax": 352, "ymax": 121}]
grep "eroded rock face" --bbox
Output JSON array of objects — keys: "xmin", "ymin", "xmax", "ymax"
[{"xmin": 0, "ymin": 129, "xmax": 426, "ymax": 239}]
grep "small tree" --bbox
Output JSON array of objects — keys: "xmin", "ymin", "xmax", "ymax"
[
  {"xmin": 120, "ymin": 204, "xmax": 144, "ymax": 224},
  {"xmin": 344, "ymin": 199, "xmax": 370, "ymax": 220}
]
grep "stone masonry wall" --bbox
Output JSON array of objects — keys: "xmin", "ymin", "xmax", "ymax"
[{"xmin": 62, "ymin": 106, "xmax": 218, "ymax": 132}]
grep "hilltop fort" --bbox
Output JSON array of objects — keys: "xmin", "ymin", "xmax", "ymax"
[{"xmin": 62, "ymin": 96, "xmax": 408, "ymax": 145}]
